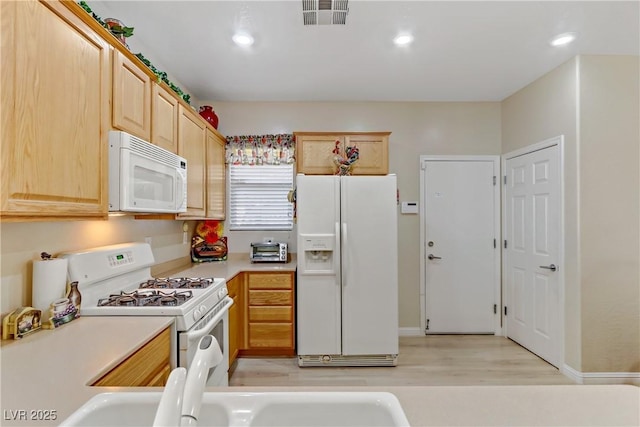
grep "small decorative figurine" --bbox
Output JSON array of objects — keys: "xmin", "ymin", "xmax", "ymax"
[{"xmin": 2, "ymin": 307, "xmax": 42, "ymax": 340}]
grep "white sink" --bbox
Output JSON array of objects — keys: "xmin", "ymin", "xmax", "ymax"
[{"xmin": 60, "ymin": 391, "xmax": 410, "ymax": 427}]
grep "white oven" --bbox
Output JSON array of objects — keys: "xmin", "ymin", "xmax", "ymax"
[
  {"xmin": 179, "ymin": 296, "xmax": 233, "ymax": 387},
  {"xmin": 60, "ymin": 243, "xmax": 232, "ymax": 387}
]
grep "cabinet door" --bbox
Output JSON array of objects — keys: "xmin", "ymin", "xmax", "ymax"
[
  {"xmin": 1, "ymin": 0, "xmax": 109, "ymax": 220},
  {"xmin": 112, "ymin": 50, "xmax": 151, "ymax": 140},
  {"xmin": 206, "ymin": 128, "xmax": 226, "ymax": 219},
  {"xmin": 227, "ymin": 274, "xmax": 243, "ymax": 368},
  {"xmin": 295, "ymin": 134, "xmax": 344, "ymax": 175},
  {"xmin": 346, "ymin": 134, "xmax": 389, "ymax": 175},
  {"xmin": 178, "ymin": 105, "xmax": 207, "ymax": 218},
  {"xmin": 92, "ymin": 328, "xmax": 171, "ymax": 387},
  {"xmin": 151, "ymin": 83, "xmax": 179, "ymax": 153}
]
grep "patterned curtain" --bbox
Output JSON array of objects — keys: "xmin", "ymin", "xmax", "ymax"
[{"xmin": 225, "ymin": 134, "xmax": 295, "ymax": 165}]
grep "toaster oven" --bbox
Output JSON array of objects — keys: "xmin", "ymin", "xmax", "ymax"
[{"xmin": 250, "ymin": 242, "xmax": 288, "ymax": 263}]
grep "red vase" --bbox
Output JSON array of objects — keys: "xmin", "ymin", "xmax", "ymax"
[{"xmin": 199, "ymin": 106, "xmax": 219, "ymax": 129}]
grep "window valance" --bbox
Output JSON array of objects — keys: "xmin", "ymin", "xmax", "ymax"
[{"xmin": 225, "ymin": 134, "xmax": 295, "ymax": 166}]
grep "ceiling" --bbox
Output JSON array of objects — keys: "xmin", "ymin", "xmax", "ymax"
[{"xmin": 89, "ymin": 1, "xmax": 639, "ymax": 102}]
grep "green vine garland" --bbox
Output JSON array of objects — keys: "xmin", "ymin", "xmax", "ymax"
[{"xmin": 77, "ymin": 1, "xmax": 191, "ymax": 105}]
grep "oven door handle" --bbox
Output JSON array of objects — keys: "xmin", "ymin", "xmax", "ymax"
[{"xmin": 183, "ymin": 297, "xmax": 233, "ymax": 344}]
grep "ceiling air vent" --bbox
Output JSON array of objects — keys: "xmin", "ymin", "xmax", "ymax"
[{"xmin": 302, "ymin": 0, "xmax": 349, "ymax": 25}]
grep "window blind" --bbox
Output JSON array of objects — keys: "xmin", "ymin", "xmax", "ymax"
[{"xmin": 228, "ymin": 164, "xmax": 294, "ymax": 230}]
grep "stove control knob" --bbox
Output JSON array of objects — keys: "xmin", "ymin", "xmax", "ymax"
[
  {"xmin": 200, "ymin": 305, "xmax": 207, "ymax": 313},
  {"xmin": 218, "ymin": 288, "xmax": 228, "ymax": 299},
  {"xmin": 193, "ymin": 309, "xmax": 201, "ymax": 320}
]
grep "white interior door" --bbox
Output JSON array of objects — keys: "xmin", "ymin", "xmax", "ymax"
[
  {"xmin": 422, "ymin": 159, "xmax": 499, "ymax": 334},
  {"xmin": 504, "ymin": 143, "xmax": 561, "ymax": 367}
]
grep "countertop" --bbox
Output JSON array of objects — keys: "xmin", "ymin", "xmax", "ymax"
[
  {"xmin": 0, "ymin": 316, "xmax": 174, "ymax": 426},
  {"xmin": 169, "ymin": 253, "xmax": 297, "ymax": 280}
]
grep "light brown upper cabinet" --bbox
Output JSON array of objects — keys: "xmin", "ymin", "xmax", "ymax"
[
  {"xmin": 112, "ymin": 50, "xmax": 152, "ymax": 141},
  {"xmin": 1, "ymin": 0, "xmax": 110, "ymax": 221},
  {"xmin": 151, "ymin": 83, "xmax": 179, "ymax": 153},
  {"xmin": 295, "ymin": 132, "xmax": 390, "ymax": 175},
  {"xmin": 178, "ymin": 105, "xmax": 207, "ymax": 218},
  {"xmin": 206, "ymin": 128, "xmax": 226, "ymax": 219}
]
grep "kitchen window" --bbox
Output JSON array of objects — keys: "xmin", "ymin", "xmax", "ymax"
[{"xmin": 228, "ymin": 164, "xmax": 294, "ymax": 231}]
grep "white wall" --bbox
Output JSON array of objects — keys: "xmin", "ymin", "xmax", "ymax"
[
  {"xmin": 207, "ymin": 101, "xmax": 502, "ymax": 328},
  {"xmin": 578, "ymin": 55, "xmax": 639, "ymax": 373}
]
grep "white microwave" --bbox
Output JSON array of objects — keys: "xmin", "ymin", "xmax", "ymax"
[{"xmin": 108, "ymin": 131, "xmax": 187, "ymax": 213}]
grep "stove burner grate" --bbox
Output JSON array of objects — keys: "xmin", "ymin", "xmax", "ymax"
[
  {"xmin": 97, "ymin": 290, "xmax": 193, "ymax": 307},
  {"xmin": 140, "ymin": 277, "xmax": 215, "ymax": 290}
]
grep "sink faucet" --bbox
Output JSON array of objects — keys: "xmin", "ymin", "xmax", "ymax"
[
  {"xmin": 152, "ymin": 335, "xmax": 223, "ymax": 427},
  {"xmin": 153, "ymin": 367, "xmax": 186, "ymax": 427},
  {"xmin": 180, "ymin": 335, "xmax": 224, "ymax": 427}
]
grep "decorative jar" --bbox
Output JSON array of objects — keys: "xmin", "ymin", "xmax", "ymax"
[{"xmin": 199, "ymin": 105, "xmax": 219, "ymax": 129}]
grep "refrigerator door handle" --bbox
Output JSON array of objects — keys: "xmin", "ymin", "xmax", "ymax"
[
  {"xmin": 334, "ymin": 221, "xmax": 341, "ymax": 277},
  {"xmin": 342, "ymin": 222, "xmax": 348, "ymax": 287}
]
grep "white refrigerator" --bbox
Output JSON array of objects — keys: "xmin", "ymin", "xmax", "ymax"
[{"xmin": 296, "ymin": 174, "xmax": 399, "ymax": 367}]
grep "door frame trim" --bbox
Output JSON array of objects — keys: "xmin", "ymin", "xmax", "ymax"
[
  {"xmin": 419, "ymin": 155, "xmax": 502, "ymax": 335},
  {"xmin": 501, "ymin": 135, "xmax": 565, "ymax": 368}
]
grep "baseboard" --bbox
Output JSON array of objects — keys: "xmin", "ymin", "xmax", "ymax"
[
  {"xmin": 562, "ymin": 364, "xmax": 640, "ymax": 385},
  {"xmin": 399, "ymin": 327, "xmax": 424, "ymax": 337}
]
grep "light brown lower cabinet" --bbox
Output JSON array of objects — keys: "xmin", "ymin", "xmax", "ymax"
[
  {"xmin": 231, "ymin": 272, "xmax": 296, "ymax": 361},
  {"xmin": 227, "ymin": 274, "xmax": 243, "ymax": 370},
  {"xmin": 92, "ymin": 327, "xmax": 171, "ymax": 387},
  {"xmin": 244, "ymin": 272, "xmax": 295, "ymax": 355}
]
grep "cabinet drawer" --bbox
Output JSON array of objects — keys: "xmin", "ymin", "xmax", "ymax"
[
  {"xmin": 249, "ymin": 290, "xmax": 292, "ymax": 306},
  {"xmin": 249, "ymin": 306, "xmax": 293, "ymax": 322},
  {"xmin": 248, "ymin": 273, "xmax": 293, "ymax": 290},
  {"xmin": 248, "ymin": 324, "xmax": 293, "ymax": 348}
]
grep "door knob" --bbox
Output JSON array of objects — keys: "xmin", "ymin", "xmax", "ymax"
[
  {"xmin": 428, "ymin": 254, "xmax": 442, "ymax": 260},
  {"xmin": 539, "ymin": 264, "xmax": 557, "ymax": 272}
]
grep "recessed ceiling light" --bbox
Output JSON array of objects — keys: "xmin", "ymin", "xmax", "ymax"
[
  {"xmin": 393, "ymin": 34, "xmax": 414, "ymax": 46},
  {"xmin": 550, "ymin": 32, "xmax": 576, "ymax": 47},
  {"xmin": 232, "ymin": 33, "xmax": 254, "ymax": 46}
]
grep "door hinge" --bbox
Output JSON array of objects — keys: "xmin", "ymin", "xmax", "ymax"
[
  {"xmin": 504, "ymin": 306, "xmax": 508, "ymax": 316},
  {"xmin": 504, "ymin": 240, "xmax": 508, "ymax": 249},
  {"xmin": 493, "ymin": 175, "xmax": 496, "ymax": 186},
  {"xmin": 493, "ymin": 304, "xmax": 497, "ymax": 314},
  {"xmin": 503, "ymin": 175, "xmax": 507, "ymax": 185},
  {"xmin": 493, "ymin": 238, "xmax": 496, "ymax": 248},
  {"xmin": 425, "ymin": 319, "xmax": 430, "ymax": 331}
]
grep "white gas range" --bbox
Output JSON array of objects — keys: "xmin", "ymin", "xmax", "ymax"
[{"xmin": 60, "ymin": 242, "xmax": 232, "ymax": 387}]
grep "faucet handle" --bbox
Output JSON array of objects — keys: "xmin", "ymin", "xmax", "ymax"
[
  {"xmin": 181, "ymin": 335, "xmax": 223, "ymax": 426},
  {"xmin": 153, "ymin": 367, "xmax": 187, "ymax": 427}
]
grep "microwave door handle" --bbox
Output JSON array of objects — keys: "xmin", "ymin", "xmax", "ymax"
[{"xmin": 183, "ymin": 297, "xmax": 233, "ymax": 344}]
